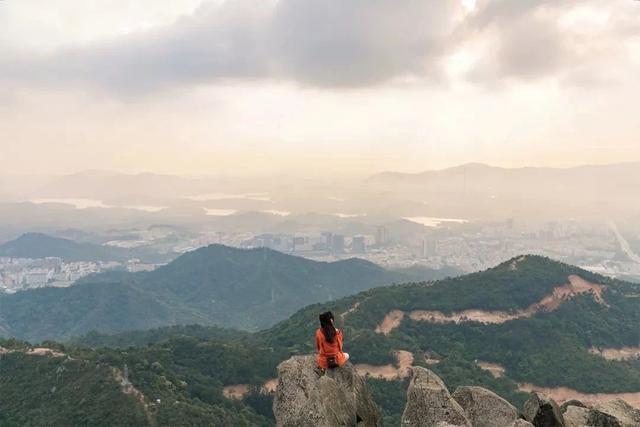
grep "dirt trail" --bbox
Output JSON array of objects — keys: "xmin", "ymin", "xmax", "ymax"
[
  {"xmin": 376, "ymin": 275, "xmax": 607, "ymax": 333},
  {"xmin": 355, "ymin": 350, "xmax": 414, "ymax": 380},
  {"xmin": 476, "ymin": 361, "xmax": 506, "ymax": 378},
  {"xmin": 519, "ymin": 383, "xmax": 640, "ymax": 409},
  {"xmin": 112, "ymin": 367, "xmax": 155, "ymax": 426},
  {"xmin": 589, "ymin": 347, "xmax": 640, "ymax": 361},
  {"xmin": 341, "ymin": 301, "xmax": 361, "ymax": 320}
]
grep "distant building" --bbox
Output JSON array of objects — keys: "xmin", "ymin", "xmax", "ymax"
[
  {"xmin": 422, "ymin": 237, "xmax": 438, "ymax": 257},
  {"xmin": 352, "ymin": 236, "xmax": 366, "ymax": 253},
  {"xmin": 376, "ymin": 226, "xmax": 388, "ymax": 246},
  {"xmin": 331, "ymin": 235, "xmax": 345, "ymax": 254}
]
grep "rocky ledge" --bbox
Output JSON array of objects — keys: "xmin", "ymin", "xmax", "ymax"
[{"xmin": 273, "ymin": 356, "xmax": 639, "ymax": 427}]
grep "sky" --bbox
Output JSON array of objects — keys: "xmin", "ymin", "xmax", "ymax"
[{"xmin": 1, "ymin": 0, "xmax": 639, "ymax": 177}]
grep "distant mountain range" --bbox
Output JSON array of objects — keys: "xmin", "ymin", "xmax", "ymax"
[
  {"xmin": 0, "ymin": 232, "xmax": 166, "ymax": 263},
  {"xmin": 367, "ymin": 162, "xmax": 640, "ymax": 219},
  {"xmin": 0, "ymin": 244, "xmax": 411, "ymax": 342},
  {"xmin": 2, "ymin": 255, "xmax": 638, "ymax": 426}
]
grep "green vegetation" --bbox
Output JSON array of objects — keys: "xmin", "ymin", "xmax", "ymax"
[
  {"xmin": 0, "ymin": 244, "xmax": 407, "ymax": 342},
  {"xmin": 1, "ymin": 255, "xmax": 639, "ymax": 426},
  {"xmin": 0, "ymin": 232, "xmax": 166, "ymax": 263}
]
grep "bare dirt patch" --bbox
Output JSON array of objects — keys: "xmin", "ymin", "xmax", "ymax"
[
  {"xmin": 27, "ymin": 347, "xmax": 66, "ymax": 358},
  {"xmin": 354, "ymin": 363, "xmax": 400, "ymax": 380},
  {"xmin": 222, "ymin": 384, "xmax": 250, "ymax": 400},
  {"xmin": 589, "ymin": 347, "xmax": 640, "ymax": 361},
  {"xmin": 262, "ymin": 378, "xmax": 278, "ymax": 393},
  {"xmin": 518, "ymin": 383, "xmax": 640, "ymax": 409},
  {"xmin": 476, "ymin": 361, "xmax": 506, "ymax": 378},
  {"xmin": 377, "ymin": 275, "xmax": 608, "ymax": 333},
  {"xmin": 375, "ymin": 310, "xmax": 405, "ymax": 335},
  {"xmin": 355, "ymin": 350, "xmax": 414, "ymax": 380},
  {"xmin": 409, "ymin": 309, "xmax": 520, "ymax": 324}
]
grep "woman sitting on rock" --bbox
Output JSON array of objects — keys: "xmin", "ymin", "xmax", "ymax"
[{"xmin": 316, "ymin": 311, "xmax": 349, "ymax": 370}]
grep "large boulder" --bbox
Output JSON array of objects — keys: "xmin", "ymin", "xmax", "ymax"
[
  {"xmin": 273, "ymin": 355, "xmax": 382, "ymax": 427},
  {"xmin": 564, "ymin": 404, "xmax": 622, "ymax": 427},
  {"xmin": 522, "ymin": 392, "xmax": 565, "ymax": 427},
  {"xmin": 452, "ymin": 385, "xmax": 520, "ymax": 427},
  {"xmin": 594, "ymin": 399, "xmax": 640, "ymax": 427},
  {"xmin": 562, "ymin": 406, "xmax": 590, "ymax": 427},
  {"xmin": 401, "ymin": 367, "xmax": 471, "ymax": 427}
]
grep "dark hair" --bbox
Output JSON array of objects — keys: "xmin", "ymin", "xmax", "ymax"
[{"xmin": 319, "ymin": 311, "xmax": 336, "ymax": 343}]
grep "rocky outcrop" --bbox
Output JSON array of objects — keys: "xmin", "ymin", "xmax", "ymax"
[
  {"xmin": 510, "ymin": 420, "xmax": 535, "ymax": 427},
  {"xmin": 401, "ymin": 367, "xmax": 471, "ymax": 426},
  {"xmin": 560, "ymin": 400, "xmax": 587, "ymax": 413},
  {"xmin": 452, "ymin": 385, "xmax": 520, "ymax": 427},
  {"xmin": 562, "ymin": 406, "xmax": 591, "ymax": 427},
  {"xmin": 522, "ymin": 392, "xmax": 565, "ymax": 427},
  {"xmin": 594, "ymin": 399, "xmax": 640, "ymax": 427},
  {"xmin": 563, "ymin": 404, "xmax": 621, "ymax": 427},
  {"xmin": 273, "ymin": 355, "xmax": 382, "ymax": 427}
]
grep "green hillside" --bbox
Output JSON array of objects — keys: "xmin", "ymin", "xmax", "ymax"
[
  {"xmin": 0, "ymin": 232, "xmax": 165, "ymax": 263},
  {"xmin": 0, "ymin": 244, "xmax": 407, "ymax": 342},
  {"xmin": 2, "ymin": 255, "xmax": 639, "ymax": 426}
]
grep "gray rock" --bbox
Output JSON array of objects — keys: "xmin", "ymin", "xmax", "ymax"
[
  {"xmin": 401, "ymin": 367, "xmax": 471, "ymax": 427},
  {"xmin": 563, "ymin": 406, "xmax": 589, "ymax": 427},
  {"xmin": 522, "ymin": 392, "xmax": 565, "ymax": 427},
  {"xmin": 273, "ymin": 355, "xmax": 382, "ymax": 427},
  {"xmin": 452, "ymin": 385, "xmax": 520, "ymax": 427},
  {"xmin": 560, "ymin": 400, "xmax": 587, "ymax": 413},
  {"xmin": 564, "ymin": 404, "xmax": 623, "ymax": 427},
  {"xmin": 585, "ymin": 409, "xmax": 623, "ymax": 427},
  {"xmin": 593, "ymin": 399, "xmax": 640, "ymax": 427},
  {"xmin": 510, "ymin": 420, "xmax": 535, "ymax": 427}
]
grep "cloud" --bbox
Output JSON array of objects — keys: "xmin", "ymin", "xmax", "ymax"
[
  {"xmin": 464, "ymin": 0, "xmax": 640, "ymax": 84},
  {"xmin": 0, "ymin": 0, "xmax": 638, "ymax": 94}
]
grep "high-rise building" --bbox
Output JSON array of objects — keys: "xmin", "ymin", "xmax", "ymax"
[
  {"xmin": 352, "ymin": 236, "xmax": 366, "ymax": 253},
  {"xmin": 422, "ymin": 237, "xmax": 438, "ymax": 257},
  {"xmin": 376, "ymin": 226, "xmax": 388, "ymax": 246},
  {"xmin": 332, "ymin": 235, "xmax": 345, "ymax": 254}
]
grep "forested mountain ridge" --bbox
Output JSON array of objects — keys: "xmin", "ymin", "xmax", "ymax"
[
  {"xmin": 0, "ymin": 232, "xmax": 165, "ymax": 263},
  {"xmin": 0, "ymin": 244, "xmax": 409, "ymax": 342},
  {"xmin": 2, "ymin": 255, "xmax": 638, "ymax": 426}
]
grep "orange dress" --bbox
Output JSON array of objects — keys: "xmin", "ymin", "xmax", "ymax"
[{"xmin": 315, "ymin": 328, "xmax": 347, "ymax": 369}]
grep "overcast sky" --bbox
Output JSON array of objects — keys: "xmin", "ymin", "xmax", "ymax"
[{"xmin": 1, "ymin": 0, "xmax": 639, "ymax": 176}]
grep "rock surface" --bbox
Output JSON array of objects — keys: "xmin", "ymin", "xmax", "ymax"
[
  {"xmin": 563, "ymin": 406, "xmax": 590, "ymax": 427},
  {"xmin": 401, "ymin": 367, "xmax": 471, "ymax": 427},
  {"xmin": 594, "ymin": 399, "xmax": 640, "ymax": 427},
  {"xmin": 522, "ymin": 392, "xmax": 565, "ymax": 427},
  {"xmin": 510, "ymin": 420, "xmax": 535, "ymax": 427},
  {"xmin": 452, "ymin": 385, "xmax": 520, "ymax": 427},
  {"xmin": 560, "ymin": 400, "xmax": 587, "ymax": 413},
  {"xmin": 273, "ymin": 355, "xmax": 382, "ymax": 427}
]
